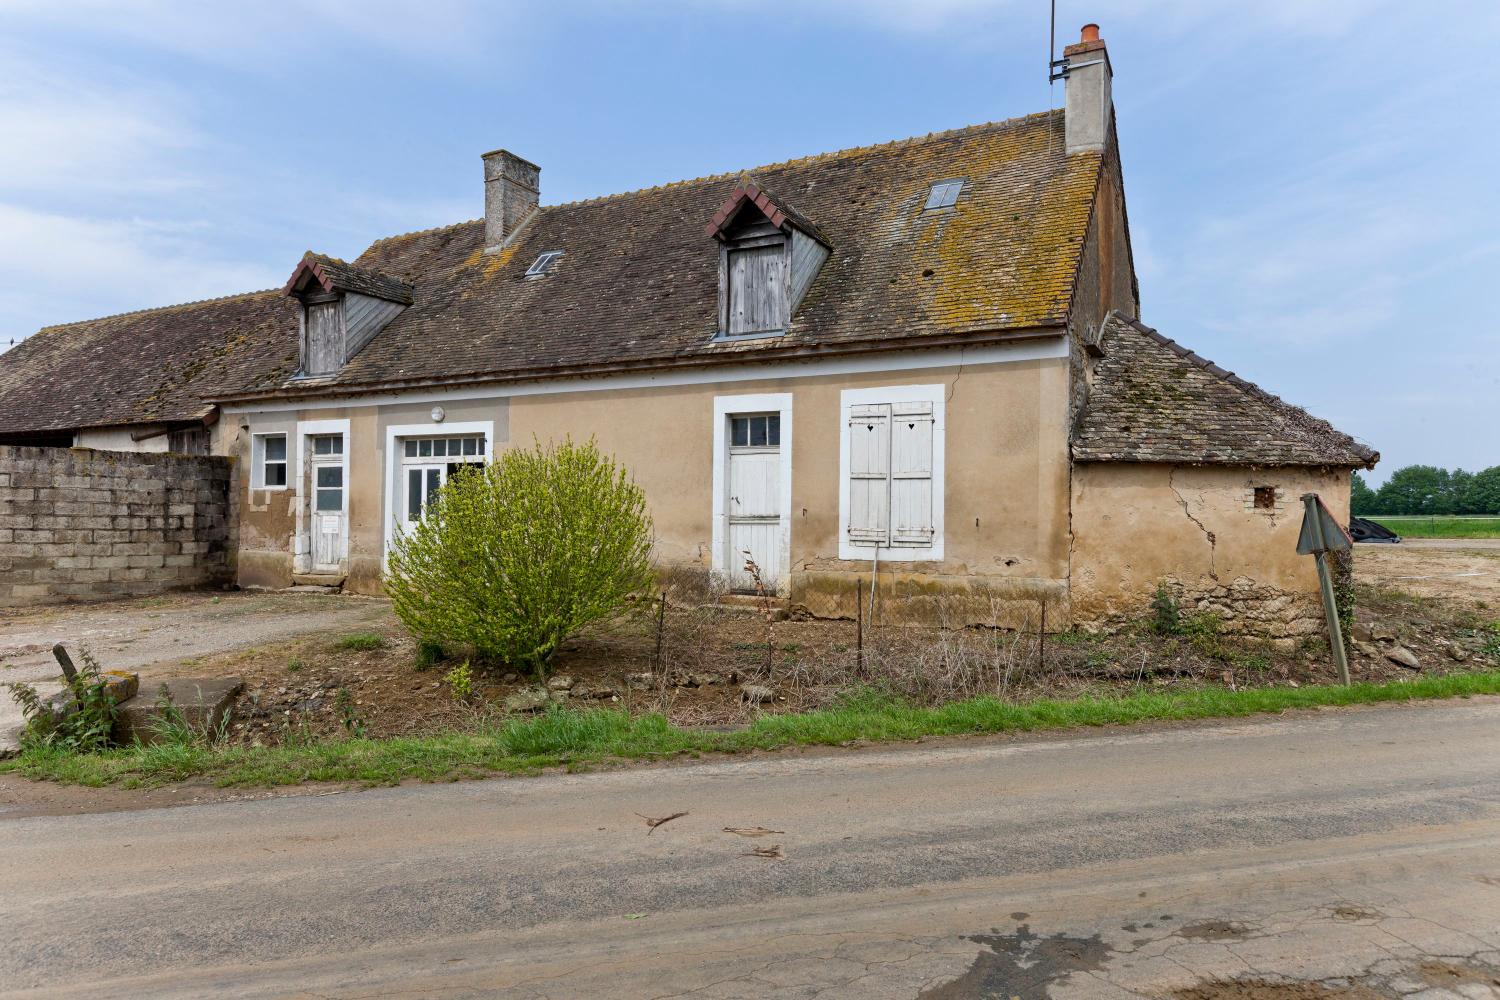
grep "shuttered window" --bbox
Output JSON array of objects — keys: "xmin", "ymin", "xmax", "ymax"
[
  {"xmin": 846, "ymin": 401, "xmax": 935, "ymax": 548},
  {"xmin": 727, "ymin": 244, "xmax": 785, "ymax": 335}
]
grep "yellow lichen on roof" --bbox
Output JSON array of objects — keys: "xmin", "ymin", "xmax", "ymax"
[{"xmin": 908, "ymin": 127, "xmax": 1100, "ymax": 331}]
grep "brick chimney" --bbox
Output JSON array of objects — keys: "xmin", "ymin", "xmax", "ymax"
[
  {"xmin": 482, "ymin": 149, "xmax": 540, "ymax": 253},
  {"xmin": 1063, "ymin": 23, "xmax": 1112, "ymax": 155}
]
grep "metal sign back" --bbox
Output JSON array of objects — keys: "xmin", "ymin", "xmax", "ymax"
[{"xmin": 1297, "ymin": 494, "xmax": 1351, "ymax": 555}]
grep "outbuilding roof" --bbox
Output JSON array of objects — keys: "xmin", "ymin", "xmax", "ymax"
[
  {"xmin": 0, "ymin": 292, "xmax": 298, "ymax": 435},
  {"xmin": 1071, "ymin": 314, "xmax": 1377, "ymax": 469}
]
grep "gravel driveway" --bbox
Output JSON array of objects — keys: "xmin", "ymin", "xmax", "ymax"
[{"xmin": 0, "ymin": 591, "xmax": 389, "ymax": 753}]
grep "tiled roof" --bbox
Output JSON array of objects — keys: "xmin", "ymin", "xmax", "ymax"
[
  {"xmin": 286, "ymin": 252, "xmax": 414, "ymax": 304},
  {"xmin": 0, "ymin": 292, "xmax": 299, "ymax": 434},
  {"xmin": 266, "ymin": 109, "xmax": 1099, "ymax": 394},
  {"xmin": 1072, "ymin": 314, "xmax": 1378, "ymax": 468},
  {"xmin": 1, "ymin": 109, "xmax": 1101, "ymax": 429}
]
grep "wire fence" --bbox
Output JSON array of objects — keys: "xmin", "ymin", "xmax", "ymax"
[{"xmin": 617, "ymin": 577, "xmax": 1058, "ymax": 720}]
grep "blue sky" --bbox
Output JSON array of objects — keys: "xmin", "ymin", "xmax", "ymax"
[{"xmin": 1, "ymin": 0, "xmax": 1495, "ymax": 482}]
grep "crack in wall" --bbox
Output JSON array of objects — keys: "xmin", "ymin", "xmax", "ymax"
[{"xmin": 1168, "ymin": 466, "xmax": 1218, "ymax": 581}]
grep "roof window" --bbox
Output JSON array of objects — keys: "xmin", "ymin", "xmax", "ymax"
[
  {"xmin": 923, "ymin": 179, "xmax": 965, "ymax": 211},
  {"xmin": 525, "ymin": 250, "xmax": 564, "ymax": 278}
]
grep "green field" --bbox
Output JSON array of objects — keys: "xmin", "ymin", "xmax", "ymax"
[{"xmin": 1368, "ymin": 516, "xmax": 1500, "ymax": 539}]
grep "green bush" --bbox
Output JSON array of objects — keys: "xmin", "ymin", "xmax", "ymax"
[{"xmin": 386, "ymin": 437, "xmax": 655, "ymax": 676}]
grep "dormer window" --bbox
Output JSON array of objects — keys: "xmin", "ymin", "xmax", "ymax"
[
  {"xmin": 705, "ymin": 182, "xmax": 831, "ymax": 342},
  {"xmin": 284, "ymin": 252, "xmax": 413, "ymax": 378}
]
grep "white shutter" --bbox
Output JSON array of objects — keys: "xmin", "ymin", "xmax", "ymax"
[
  {"xmin": 847, "ymin": 403, "xmax": 890, "ymax": 545},
  {"xmin": 889, "ymin": 402, "xmax": 935, "ymax": 546}
]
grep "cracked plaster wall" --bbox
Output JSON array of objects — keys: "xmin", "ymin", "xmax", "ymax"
[{"xmin": 1069, "ymin": 462, "xmax": 1351, "ymax": 638}]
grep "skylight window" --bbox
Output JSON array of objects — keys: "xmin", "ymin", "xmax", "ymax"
[
  {"xmin": 923, "ymin": 179, "xmax": 965, "ymax": 211},
  {"xmin": 525, "ymin": 250, "xmax": 564, "ymax": 277}
]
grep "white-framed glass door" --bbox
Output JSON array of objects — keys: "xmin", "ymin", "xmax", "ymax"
[{"xmin": 399, "ymin": 435, "xmax": 486, "ymax": 525}]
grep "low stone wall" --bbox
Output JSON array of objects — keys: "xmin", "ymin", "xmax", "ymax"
[{"xmin": 0, "ymin": 446, "xmax": 233, "ymax": 606}]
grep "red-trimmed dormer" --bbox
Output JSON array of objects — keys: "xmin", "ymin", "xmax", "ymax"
[
  {"xmin": 284, "ymin": 253, "xmax": 413, "ymax": 378},
  {"xmin": 705, "ymin": 182, "xmax": 830, "ymax": 341}
]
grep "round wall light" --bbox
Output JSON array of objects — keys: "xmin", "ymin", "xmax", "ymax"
[{"xmin": 430, "ymin": 406, "xmax": 446, "ymax": 423}]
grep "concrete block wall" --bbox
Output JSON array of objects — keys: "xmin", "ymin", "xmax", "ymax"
[{"xmin": 0, "ymin": 446, "xmax": 233, "ymax": 606}]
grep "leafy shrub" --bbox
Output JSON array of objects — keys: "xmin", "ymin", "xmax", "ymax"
[
  {"xmin": 336, "ymin": 632, "xmax": 386, "ymax": 651},
  {"xmin": 386, "ymin": 437, "xmax": 655, "ymax": 676},
  {"xmin": 3, "ymin": 650, "xmax": 119, "ymax": 752}
]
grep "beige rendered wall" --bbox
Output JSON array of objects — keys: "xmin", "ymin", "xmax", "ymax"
[
  {"xmin": 228, "ymin": 352, "xmax": 1072, "ymax": 625},
  {"xmin": 1070, "ymin": 463, "xmax": 1351, "ymax": 639}
]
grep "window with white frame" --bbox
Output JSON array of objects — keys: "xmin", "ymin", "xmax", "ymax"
[
  {"xmin": 252, "ymin": 433, "xmax": 288, "ymax": 489},
  {"xmin": 840, "ymin": 386, "xmax": 943, "ymax": 559}
]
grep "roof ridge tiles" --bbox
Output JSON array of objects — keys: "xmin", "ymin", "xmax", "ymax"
[
  {"xmin": 34, "ymin": 288, "xmax": 282, "ymax": 334},
  {"xmin": 541, "ymin": 109, "xmax": 1064, "ymax": 213}
]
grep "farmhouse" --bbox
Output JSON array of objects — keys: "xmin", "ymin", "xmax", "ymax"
[{"xmin": 0, "ymin": 26, "xmax": 1376, "ymax": 635}]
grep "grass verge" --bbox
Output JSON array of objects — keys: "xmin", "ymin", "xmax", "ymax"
[
  {"xmin": 1368, "ymin": 516, "xmax": 1500, "ymax": 539},
  {"xmin": 5, "ymin": 671, "xmax": 1500, "ymax": 789}
]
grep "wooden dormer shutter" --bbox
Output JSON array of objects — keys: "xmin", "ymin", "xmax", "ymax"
[
  {"xmin": 727, "ymin": 243, "xmax": 786, "ymax": 335},
  {"xmin": 304, "ymin": 301, "xmax": 344, "ymax": 376}
]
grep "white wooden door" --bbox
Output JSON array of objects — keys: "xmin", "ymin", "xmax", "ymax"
[
  {"xmin": 308, "ymin": 435, "xmax": 345, "ymax": 572},
  {"xmin": 726, "ymin": 414, "xmax": 782, "ymax": 592}
]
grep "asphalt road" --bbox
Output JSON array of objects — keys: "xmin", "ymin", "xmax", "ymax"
[{"xmin": 5, "ymin": 701, "xmax": 1500, "ymax": 999}]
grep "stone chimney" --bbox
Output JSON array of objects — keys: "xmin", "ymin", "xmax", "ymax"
[
  {"xmin": 1063, "ymin": 23, "xmax": 1112, "ymax": 155},
  {"xmin": 482, "ymin": 149, "xmax": 540, "ymax": 253}
]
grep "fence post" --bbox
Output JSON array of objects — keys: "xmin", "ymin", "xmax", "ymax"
[
  {"xmin": 855, "ymin": 579, "xmax": 864, "ymax": 676},
  {"xmin": 1038, "ymin": 601, "xmax": 1047, "ymax": 674},
  {"xmin": 653, "ymin": 589, "xmax": 667, "ymax": 674}
]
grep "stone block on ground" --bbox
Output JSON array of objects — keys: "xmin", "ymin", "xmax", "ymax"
[{"xmin": 112, "ymin": 677, "xmax": 244, "ymax": 746}]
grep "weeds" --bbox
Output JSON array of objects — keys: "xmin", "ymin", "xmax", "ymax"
[
  {"xmin": 335, "ymin": 688, "xmax": 366, "ymax": 738},
  {"xmin": 3, "ymin": 649, "xmax": 119, "ymax": 752},
  {"xmin": 414, "ymin": 640, "xmax": 445, "ymax": 672},
  {"xmin": 336, "ymin": 633, "xmax": 386, "ymax": 652},
  {"xmin": 1150, "ymin": 584, "xmax": 1181, "ymax": 636},
  {"xmin": 445, "ymin": 662, "xmax": 474, "ymax": 701},
  {"xmin": 287, "ymin": 657, "xmax": 305, "ymax": 673}
]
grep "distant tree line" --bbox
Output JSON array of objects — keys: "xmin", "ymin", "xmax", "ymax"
[{"xmin": 1351, "ymin": 466, "xmax": 1500, "ymax": 516}]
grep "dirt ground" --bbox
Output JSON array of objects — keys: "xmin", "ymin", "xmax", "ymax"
[
  {"xmin": 2, "ymin": 542, "xmax": 1497, "ymax": 749},
  {"xmin": 0, "ymin": 592, "xmax": 387, "ymax": 751},
  {"xmin": 1354, "ymin": 538, "xmax": 1500, "ymax": 605}
]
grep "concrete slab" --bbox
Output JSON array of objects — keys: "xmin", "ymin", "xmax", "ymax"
[{"xmin": 113, "ymin": 677, "xmax": 243, "ymax": 746}]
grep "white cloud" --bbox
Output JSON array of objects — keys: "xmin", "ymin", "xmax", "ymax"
[
  {"xmin": 0, "ymin": 203, "xmax": 281, "ymax": 338},
  {"xmin": 0, "ymin": 47, "xmax": 197, "ymax": 199}
]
